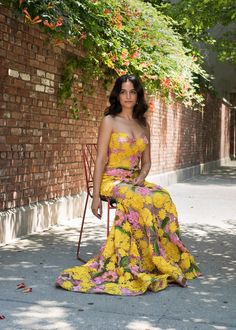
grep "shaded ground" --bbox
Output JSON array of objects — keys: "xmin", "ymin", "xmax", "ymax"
[{"xmin": 0, "ymin": 162, "xmax": 236, "ymax": 330}]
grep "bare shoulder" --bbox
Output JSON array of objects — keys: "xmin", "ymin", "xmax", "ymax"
[
  {"xmin": 100, "ymin": 115, "xmax": 115, "ymax": 129},
  {"xmin": 98, "ymin": 115, "xmax": 115, "ymax": 142}
]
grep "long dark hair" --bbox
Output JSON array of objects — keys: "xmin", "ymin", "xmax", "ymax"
[{"xmin": 104, "ymin": 74, "xmax": 148, "ymax": 126}]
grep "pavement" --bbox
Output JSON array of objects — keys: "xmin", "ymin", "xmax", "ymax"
[{"xmin": 0, "ymin": 161, "xmax": 236, "ymax": 330}]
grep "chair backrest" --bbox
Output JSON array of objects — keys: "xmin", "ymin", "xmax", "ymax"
[{"xmin": 82, "ymin": 144, "xmax": 97, "ymax": 198}]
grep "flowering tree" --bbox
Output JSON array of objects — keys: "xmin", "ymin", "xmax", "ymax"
[{"xmin": 2, "ymin": 0, "xmax": 210, "ymax": 108}]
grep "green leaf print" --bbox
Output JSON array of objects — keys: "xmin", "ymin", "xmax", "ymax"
[
  {"xmin": 164, "ymin": 233, "xmax": 170, "ymax": 241},
  {"xmin": 150, "ymin": 225, "xmax": 155, "ymax": 233},
  {"xmin": 92, "ymin": 271, "xmax": 104, "ymax": 278},
  {"xmin": 124, "ymin": 267, "xmax": 132, "ymax": 274},
  {"xmin": 104, "ymin": 257, "xmax": 111, "ymax": 269},
  {"xmin": 115, "ymin": 226, "xmax": 131, "ymax": 237},
  {"xmin": 176, "ymin": 229, "xmax": 181, "ymax": 238},
  {"xmin": 120, "ymin": 256, "xmax": 129, "ymax": 267},
  {"xmin": 161, "ymin": 217, "xmax": 170, "ymax": 229},
  {"xmin": 153, "ymin": 241, "xmax": 160, "ymax": 255},
  {"xmin": 184, "ymin": 262, "xmax": 200, "ymax": 274}
]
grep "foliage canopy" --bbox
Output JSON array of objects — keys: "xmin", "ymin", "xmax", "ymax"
[
  {"xmin": 2, "ymin": 0, "xmax": 212, "ymax": 108},
  {"xmin": 147, "ymin": 0, "xmax": 236, "ymax": 64}
]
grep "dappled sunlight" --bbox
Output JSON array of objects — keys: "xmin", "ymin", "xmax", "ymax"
[
  {"xmin": 1, "ymin": 218, "xmax": 235, "ymax": 328},
  {"xmin": 0, "ymin": 276, "xmax": 23, "ymax": 281},
  {"xmin": 183, "ymin": 164, "xmax": 236, "ymax": 187},
  {"xmin": 1, "ymin": 174, "xmax": 236, "ymax": 328},
  {"xmin": 1, "ymin": 238, "xmax": 46, "ymax": 251},
  {"xmin": 126, "ymin": 315, "xmax": 231, "ymax": 330},
  {"xmin": 11, "ymin": 300, "xmax": 77, "ymax": 330},
  {"xmin": 126, "ymin": 319, "xmax": 161, "ymax": 330},
  {"xmin": 168, "ymin": 163, "xmax": 236, "ymax": 195},
  {"xmin": 175, "ymin": 222, "xmax": 236, "ymax": 326},
  {"xmin": 203, "ymin": 165, "xmax": 236, "ymax": 180}
]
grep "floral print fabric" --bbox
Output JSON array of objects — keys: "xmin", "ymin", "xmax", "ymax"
[{"xmin": 56, "ymin": 132, "xmax": 200, "ymax": 295}]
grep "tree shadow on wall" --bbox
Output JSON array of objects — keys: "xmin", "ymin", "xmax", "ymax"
[{"xmin": 174, "ymin": 94, "xmax": 225, "ymax": 172}]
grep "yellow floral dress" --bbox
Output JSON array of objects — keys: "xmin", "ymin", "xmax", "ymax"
[{"xmin": 56, "ymin": 132, "xmax": 200, "ymax": 295}]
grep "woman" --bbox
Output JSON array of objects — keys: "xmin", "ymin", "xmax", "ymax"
[{"xmin": 56, "ymin": 74, "xmax": 201, "ymax": 295}]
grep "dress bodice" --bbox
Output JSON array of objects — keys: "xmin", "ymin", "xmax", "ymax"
[{"xmin": 106, "ymin": 132, "xmax": 148, "ymax": 171}]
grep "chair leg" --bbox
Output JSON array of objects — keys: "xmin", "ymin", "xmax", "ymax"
[
  {"xmin": 107, "ymin": 199, "xmax": 110, "ymax": 237},
  {"xmin": 77, "ymin": 193, "xmax": 89, "ymax": 262}
]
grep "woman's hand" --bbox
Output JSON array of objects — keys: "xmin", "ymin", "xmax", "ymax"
[
  {"xmin": 133, "ymin": 175, "xmax": 145, "ymax": 186},
  {"xmin": 91, "ymin": 196, "xmax": 102, "ymax": 219}
]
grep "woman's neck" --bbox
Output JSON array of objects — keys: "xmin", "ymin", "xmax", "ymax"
[{"xmin": 118, "ymin": 109, "xmax": 134, "ymax": 120}]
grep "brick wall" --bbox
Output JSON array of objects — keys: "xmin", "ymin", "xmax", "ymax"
[
  {"xmin": 148, "ymin": 93, "xmax": 230, "ymax": 175},
  {"xmin": 0, "ymin": 5, "xmax": 231, "ymax": 212}
]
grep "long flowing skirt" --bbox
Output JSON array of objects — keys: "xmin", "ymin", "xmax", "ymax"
[{"xmin": 56, "ymin": 175, "xmax": 200, "ymax": 296}]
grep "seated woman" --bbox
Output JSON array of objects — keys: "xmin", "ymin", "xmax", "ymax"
[{"xmin": 55, "ymin": 74, "xmax": 201, "ymax": 296}]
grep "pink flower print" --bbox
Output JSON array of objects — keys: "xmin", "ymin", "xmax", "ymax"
[
  {"xmin": 88, "ymin": 261, "xmax": 99, "ymax": 269},
  {"xmin": 107, "ymin": 168, "xmax": 133, "ymax": 180},
  {"xmin": 127, "ymin": 136, "xmax": 135, "ymax": 144},
  {"xmin": 92, "ymin": 276, "xmax": 104, "ymax": 285},
  {"xmin": 158, "ymin": 243, "xmax": 166, "ymax": 257},
  {"xmin": 158, "ymin": 243, "xmax": 165, "ymax": 256},
  {"xmin": 130, "ymin": 155, "xmax": 138, "ymax": 167},
  {"xmin": 101, "ymin": 271, "xmax": 118, "ymax": 282},
  {"xmin": 143, "ymin": 135, "xmax": 149, "ymax": 144},
  {"xmin": 169, "ymin": 233, "xmax": 179, "ymax": 245},
  {"xmin": 112, "ymin": 185, "xmax": 120, "ymax": 196},
  {"xmin": 55, "ymin": 278, "xmax": 64, "ymax": 286},
  {"xmin": 97, "ymin": 258, "xmax": 105, "ymax": 272},
  {"xmin": 170, "ymin": 233, "xmax": 188, "ymax": 252},
  {"xmin": 123, "ymin": 177, "xmax": 132, "ymax": 183},
  {"xmin": 73, "ymin": 284, "xmax": 82, "ymax": 292},
  {"xmin": 115, "ymin": 210, "xmax": 126, "ymax": 226},
  {"xmin": 127, "ymin": 210, "xmax": 140, "ymax": 229},
  {"xmin": 112, "ymin": 148, "xmax": 121, "ymax": 154},
  {"xmin": 100, "ymin": 242, "xmax": 106, "ymax": 252},
  {"xmin": 121, "ymin": 287, "xmax": 133, "ymax": 295},
  {"xmin": 130, "ymin": 264, "xmax": 139, "ymax": 275},
  {"xmin": 152, "ymin": 184, "xmax": 162, "ymax": 191},
  {"xmin": 136, "ymin": 186, "xmax": 150, "ymax": 196},
  {"xmin": 93, "ymin": 285, "xmax": 105, "ymax": 293},
  {"xmin": 118, "ymin": 136, "xmax": 128, "ymax": 143}
]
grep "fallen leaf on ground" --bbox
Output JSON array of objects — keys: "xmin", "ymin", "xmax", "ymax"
[
  {"xmin": 16, "ymin": 282, "xmax": 26, "ymax": 289},
  {"xmin": 23, "ymin": 287, "xmax": 32, "ymax": 294}
]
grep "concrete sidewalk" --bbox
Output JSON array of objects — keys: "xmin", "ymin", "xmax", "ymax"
[{"xmin": 1, "ymin": 162, "xmax": 236, "ymax": 330}]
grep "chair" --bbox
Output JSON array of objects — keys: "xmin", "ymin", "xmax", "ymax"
[{"xmin": 76, "ymin": 143, "xmax": 116, "ymax": 262}]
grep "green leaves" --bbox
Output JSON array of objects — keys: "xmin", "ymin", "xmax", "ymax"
[
  {"xmin": 161, "ymin": 217, "xmax": 169, "ymax": 229},
  {"xmin": 153, "ymin": 241, "xmax": 160, "ymax": 255},
  {"xmin": 3, "ymin": 0, "xmax": 212, "ymax": 108},
  {"xmin": 158, "ymin": 0, "xmax": 236, "ymax": 65},
  {"xmin": 120, "ymin": 256, "xmax": 129, "ymax": 267}
]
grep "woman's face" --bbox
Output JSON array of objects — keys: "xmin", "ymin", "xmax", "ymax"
[{"xmin": 118, "ymin": 80, "xmax": 138, "ymax": 110}]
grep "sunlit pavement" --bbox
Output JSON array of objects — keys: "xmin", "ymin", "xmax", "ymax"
[{"xmin": 1, "ymin": 162, "xmax": 236, "ymax": 330}]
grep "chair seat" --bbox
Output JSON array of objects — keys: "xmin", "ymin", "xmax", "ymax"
[{"xmin": 100, "ymin": 195, "xmax": 117, "ymax": 207}]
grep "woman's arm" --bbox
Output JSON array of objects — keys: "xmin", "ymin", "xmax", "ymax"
[
  {"xmin": 133, "ymin": 123, "xmax": 151, "ymax": 185},
  {"xmin": 91, "ymin": 116, "xmax": 113, "ymax": 218}
]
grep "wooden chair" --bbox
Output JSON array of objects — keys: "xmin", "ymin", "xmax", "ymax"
[{"xmin": 77, "ymin": 143, "xmax": 116, "ymax": 262}]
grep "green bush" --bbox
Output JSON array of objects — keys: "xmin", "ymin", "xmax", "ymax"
[{"xmin": 2, "ymin": 0, "xmax": 210, "ymax": 108}]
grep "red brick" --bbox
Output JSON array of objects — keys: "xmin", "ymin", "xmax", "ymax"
[{"xmin": 0, "ymin": 4, "xmax": 231, "ymax": 211}]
